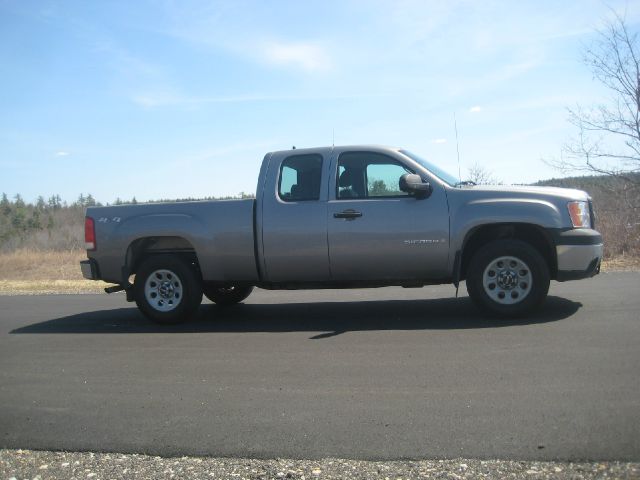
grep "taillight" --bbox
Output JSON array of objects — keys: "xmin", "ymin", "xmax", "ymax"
[{"xmin": 84, "ymin": 217, "xmax": 96, "ymax": 250}]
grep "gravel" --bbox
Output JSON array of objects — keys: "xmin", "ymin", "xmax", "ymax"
[{"xmin": 1, "ymin": 450, "xmax": 638, "ymax": 480}]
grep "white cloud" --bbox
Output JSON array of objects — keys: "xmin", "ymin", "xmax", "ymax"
[
  {"xmin": 131, "ymin": 91, "xmax": 277, "ymax": 108},
  {"xmin": 155, "ymin": 5, "xmax": 334, "ymax": 74},
  {"xmin": 432, "ymin": 138, "xmax": 447, "ymax": 144},
  {"xmin": 469, "ymin": 106, "xmax": 482, "ymax": 113},
  {"xmin": 261, "ymin": 41, "xmax": 332, "ymax": 72},
  {"xmin": 55, "ymin": 151, "xmax": 70, "ymax": 157},
  {"xmin": 130, "ymin": 90, "xmax": 380, "ymax": 108},
  {"xmin": 131, "ymin": 90, "xmax": 193, "ymax": 108}
]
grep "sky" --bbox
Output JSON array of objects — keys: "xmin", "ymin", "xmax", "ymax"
[{"xmin": 1, "ymin": 0, "xmax": 639, "ymax": 203}]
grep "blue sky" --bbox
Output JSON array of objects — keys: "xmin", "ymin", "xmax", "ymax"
[{"xmin": 1, "ymin": 0, "xmax": 639, "ymax": 203}]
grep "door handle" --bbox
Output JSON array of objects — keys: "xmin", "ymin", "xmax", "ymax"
[{"xmin": 333, "ymin": 209, "xmax": 363, "ymax": 220}]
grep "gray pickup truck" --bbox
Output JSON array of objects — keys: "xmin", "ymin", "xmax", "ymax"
[{"xmin": 81, "ymin": 145, "xmax": 603, "ymax": 323}]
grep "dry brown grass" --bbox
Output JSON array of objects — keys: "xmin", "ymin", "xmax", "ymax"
[
  {"xmin": 0, "ymin": 248, "xmax": 637, "ymax": 295},
  {"xmin": 0, "ymin": 249, "xmax": 108, "ymax": 294},
  {"xmin": 601, "ymin": 255, "xmax": 640, "ymax": 271},
  {"xmin": 0, "ymin": 249, "xmax": 87, "ymax": 281},
  {"xmin": 0, "ymin": 279, "xmax": 107, "ymax": 294}
]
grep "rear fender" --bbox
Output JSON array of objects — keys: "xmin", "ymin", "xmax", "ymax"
[{"xmin": 98, "ymin": 214, "xmax": 209, "ymax": 284}]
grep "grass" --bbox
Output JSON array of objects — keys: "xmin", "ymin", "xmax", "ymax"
[
  {"xmin": 0, "ymin": 249, "xmax": 108, "ymax": 294},
  {"xmin": 600, "ymin": 254, "xmax": 640, "ymax": 271},
  {"xmin": 0, "ymin": 248, "xmax": 637, "ymax": 295}
]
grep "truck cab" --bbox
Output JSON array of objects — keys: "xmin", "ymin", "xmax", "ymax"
[{"xmin": 256, "ymin": 145, "xmax": 450, "ymax": 284}]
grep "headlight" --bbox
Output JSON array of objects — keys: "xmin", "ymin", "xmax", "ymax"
[{"xmin": 567, "ymin": 201, "xmax": 591, "ymax": 228}]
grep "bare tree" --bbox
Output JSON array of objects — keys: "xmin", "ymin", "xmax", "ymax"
[
  {"xmin": 466, "ymin": 162, "xmax": 500, "ymax": 184},
  {"xmin": 548, "ymin": 13, "xmax": 640, "ymax": 185}
]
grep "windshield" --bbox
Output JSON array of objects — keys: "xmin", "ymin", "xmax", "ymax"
[{"xmin": 399, "ymin": 149, "xmax": 460, "ymax": 187}]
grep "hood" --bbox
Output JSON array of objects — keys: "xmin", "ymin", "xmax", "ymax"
[{"xmin": 458, "ymin": 184, "xmax": 590, "ymax": 201}]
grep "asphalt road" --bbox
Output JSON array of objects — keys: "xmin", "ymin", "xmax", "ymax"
[{"xmin": 0, "ymin": 273, "xmax": 639, "ymax": 461}]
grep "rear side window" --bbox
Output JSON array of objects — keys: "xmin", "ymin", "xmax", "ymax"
[{"xmin": 278, "ymin": 154, "xmax": 323, "ymax": 202}]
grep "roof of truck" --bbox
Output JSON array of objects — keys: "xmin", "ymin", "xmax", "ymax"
[{"xmin": 269, "ymin": 144, "xmax": 401, "ymax": 156}]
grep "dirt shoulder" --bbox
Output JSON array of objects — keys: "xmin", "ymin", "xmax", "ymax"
[
  {"xmin": 0, "ymin": 249, "xmax": 638, "ymax": 295},
  {"xmin": 1, "ymin": 449, "xmax": 638, "ymax": 480}
]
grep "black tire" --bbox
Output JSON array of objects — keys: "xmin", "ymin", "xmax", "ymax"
[
  {"xmin": 203, "ymin": 285, "xmax": 254, "ymax": 306},
  {"xmin": 466, "ymin": 239, "xmax": 550, "ymax": 317},
  {"xmin": 134, "ymin": 255, "xmax": 203, "ymax": 324}
]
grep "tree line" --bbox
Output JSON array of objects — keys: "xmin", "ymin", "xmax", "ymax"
[
  {"xmin": 0, "ymin": 193, "xmax": 100, "ymax": 251},
  {"xmin": 0, "ymin": 192, "xmax": 254, "ymax": 252}
]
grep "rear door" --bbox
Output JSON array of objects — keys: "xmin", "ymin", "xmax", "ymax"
[
  {"xmin": 260, "ymin": 151, "xmax": 331, "ymax": 282},
  {"xmin": 327, "ymin": 150, "xmax": 450, "ymax": 281}
]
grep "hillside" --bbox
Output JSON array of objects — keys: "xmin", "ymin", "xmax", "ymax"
[{"xmin": 533, "ymin": 174, "xmax": 639, "ymax": 258}]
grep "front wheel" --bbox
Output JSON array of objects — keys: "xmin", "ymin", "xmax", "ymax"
[
  {"xmin": 134, "ymin": 255, "xmax": 203, "ymax": 324},
  {"xmin": 203, "ymin": 285, "xmax": 254, "ymax": 306},
  {"xmin": 466, "ymin": 240, "xmax": 550, "ymax": 317}
]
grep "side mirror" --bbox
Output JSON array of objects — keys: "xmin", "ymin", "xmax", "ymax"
[{"xmin": 399, "ymin": 173, "xmax": 432, "ymax": 199}]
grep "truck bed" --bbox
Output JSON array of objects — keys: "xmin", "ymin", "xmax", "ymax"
[{"xmin": 87, "ymin": 199, "xmax": 258, "ymax": 284}]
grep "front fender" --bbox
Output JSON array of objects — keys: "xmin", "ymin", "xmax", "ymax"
[{"xmin": 451, "ymin": 198, "xmax": 563, "ymax": 253}]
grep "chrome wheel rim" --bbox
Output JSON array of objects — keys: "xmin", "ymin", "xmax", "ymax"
[
  {"xmin": 144, "ymin": 269, "xmax": 183, "ymax": 312},
  {"xmin": 482, "ymin": 256, "xmax": 532, "ymax": 305}
]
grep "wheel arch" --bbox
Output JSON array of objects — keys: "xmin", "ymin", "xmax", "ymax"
[
  {"xmin": 458, "ymin": 223, "xmax": 557, "ymax": 281},
  {"xmin": 125, "ymin": 236, "xmax": 202, "ymax": 280}
]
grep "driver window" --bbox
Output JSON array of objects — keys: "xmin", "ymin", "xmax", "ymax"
[
  {"xmin": 337, "ymin": 152, "xmax": 412, "ymax": 199},
  {"xmin": 366, "ymin": 163, "xmax": 410, "ymax": 197}
]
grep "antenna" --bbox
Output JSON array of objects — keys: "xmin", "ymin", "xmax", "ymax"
[
  {"xmin": 332, "ymin": 128, "xmax": 335, "ymax": 148},
  {"xmin": 453, "ymin": 112, "xmax": 462, "ymax": 181}
]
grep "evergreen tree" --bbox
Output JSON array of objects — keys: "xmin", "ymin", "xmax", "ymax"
[
  {"xmin": 0, "ymin": 193, "xmax": 10, "ymax": 216},
  {"xmin": 48, "ymin": 195, "xmax": 61, "ymax": 210},
  {"xmin": 11, "ymin": 209, "xmax": 25, "ymax": 231},
  {"xmin": 27, "ymin": 210, "xmax": 41, "ymax": 229},
  {"xmin": 14, "ymin": 194, "xmax": 25, "ymax": 208}
]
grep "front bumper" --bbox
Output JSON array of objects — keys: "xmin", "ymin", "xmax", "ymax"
[
  {"xmin": 80, "ymin": 259, "xmax": 99, "ymax": 280},
  {"xmin": 551, "ymin": 228, "xmax": 603, "ymax": 281}
]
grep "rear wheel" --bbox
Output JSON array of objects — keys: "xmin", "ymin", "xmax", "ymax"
[
  {"xmin": 466, "ymin": 239, "xmax": 549, "ymax": 317},
  {"xmin": 134, "ymin": 255, "xmax": 203, "ymax": 323},
  {"xmin": 203, "ymin": 285, "xmax": 254, "ymax": 306}
]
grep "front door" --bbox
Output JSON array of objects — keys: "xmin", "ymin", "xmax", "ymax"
[{"xmin": 327, "ymin": 151, "xmax": 450, "ymax": 281}]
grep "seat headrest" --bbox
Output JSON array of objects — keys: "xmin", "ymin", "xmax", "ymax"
[{"xmin": 338, "ymin": 170, "xmax": 353, "ymax": 187}]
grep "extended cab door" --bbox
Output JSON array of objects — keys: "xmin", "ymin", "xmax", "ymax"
[
  {"xmin": 327, "ymin": 150, "xmax": 450, "ymax": 281},
  {"xmin": 259, "ymin": 150, "xmax": 331, "ymax": 283}
]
